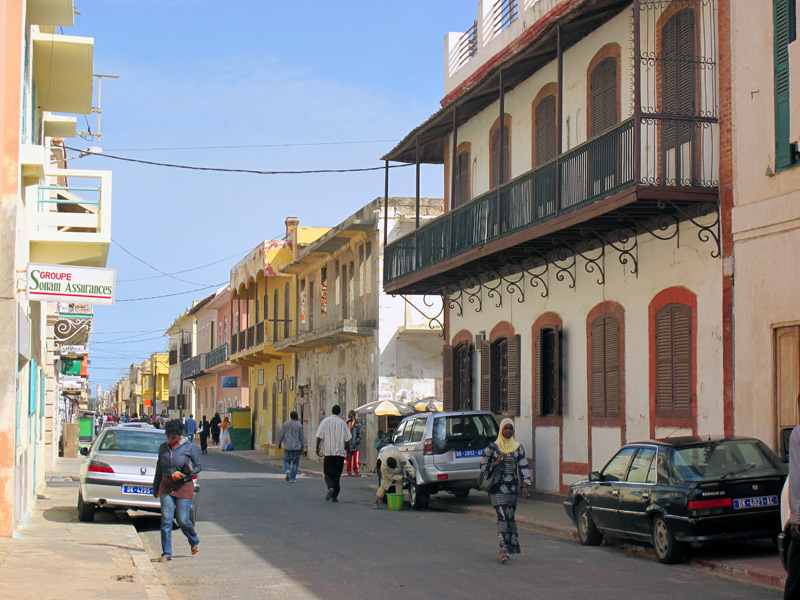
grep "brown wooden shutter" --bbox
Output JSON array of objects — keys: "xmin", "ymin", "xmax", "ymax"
[
  {"xmin": 655, "ymin": 308, "xmax": 674, "ymax": 417},
  {"xmin": 672, "ymin": 306, "xmax": 692, "ymax": 417},
  {"xmin": 466, "ymin": 343, "xmax": 474, "ymax": 408},
  {"xmin": 491, "ymin": 123, "xmax": 510, "ymax": 188},
  {"xmin": 443, "ymin": 344, "xmax": 454, "ymax": 412},
  {"xmin": 554, "ymin": 325, "xmax": 562, "ymax": 415},
  {"xmin": 507, "ymin": 334, "xmax": 521, "ymax": 416},
  {"xmin": 534, "ymin": 329, "xmax": 542, "ymax": 416},
  {"xmin": 591, "ymin": 59, "xmax": 617, "ymax": 137},
  {"xmin": 590, "ymin": 319, "xmax": 606, "ymax": 417},
  {"xmin": 480, "ymin": 339, "xmax": 491, "ymax": 411},
  {"xmin": 454, "ymin": 151, "xmax": 469, "ymax": 208},
  {"xmin": 536, "ymin": 97, "xmax": 556, "ymax": 166},
  {"xmin": 605, "ymin": 316, "xmax": 621, "ymax": 418},
  {"xmin": 676, "ymin": 10, "xmax": 696, "ymax": 117}
]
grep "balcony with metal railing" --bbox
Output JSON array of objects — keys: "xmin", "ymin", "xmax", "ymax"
[
  {"xmin": 29, "ymin": 168, "xmax": 112, "ymax": 268},
  {"xmin": 230, "ymin": 319, "xmax": 296, "ymax": 366},
  {"xmin": 204, "ymin": 343, "xmax": 229, "ymax": 370},
  {"xmin": 274, "ymin": 319, "xmax": 377, "ymax": 353},
  {"xmin": 180, "ymin": 354, "xmax": 205, "ymax": 380}
]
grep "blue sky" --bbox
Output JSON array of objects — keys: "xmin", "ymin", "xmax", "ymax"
[{"xmin": 69, "ymin": 1, "xmax": 478, "ymax": 390}]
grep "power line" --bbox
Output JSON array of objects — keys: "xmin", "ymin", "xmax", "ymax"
[
  {"xmin": 104, "ymin": 139, "xmax": 399, "ymax": 152},
  {"xmin": 112, "ymin": 239, "xmax": 211, "ymax": 286},
  {"xmin": 117, "ymin": 248, "xmax": 253, "ymax": 282},
  {"xmin": 92, "ymin": 335, "xmax": 166, "ymax": 345},
  {"xmin": 117, "ymin": 282, "xmax": 226, "ymax": 302},
  {"xmin": 63, "ymin": 146, "xmax": 411, "ymax": 175}
]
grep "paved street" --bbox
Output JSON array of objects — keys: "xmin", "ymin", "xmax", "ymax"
[{"xmin": 132, "ymin": 452, "xmax": 780, "ymax": 600}]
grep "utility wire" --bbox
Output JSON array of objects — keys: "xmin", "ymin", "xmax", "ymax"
[
  {"xmin": 112, "ymin": 239, "xmax": 211, "ymax": 286},
  {"xmin": 117, "ymin": 248, "xmax": 252, "ymax": 282},
  {"xmin": 104, "ymin": 139, "xmax": 399, "ymax": 152},
  {"xmin": 63, "ymin": 146, "xmax": 411, "ymax": 175},
  {"xmin": 117, "ymin": 282, "xmax": 227, "ymax": 302}
]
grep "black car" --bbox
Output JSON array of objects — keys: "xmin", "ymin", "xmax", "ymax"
[{"xmin": 563, "ymin": 436, "xmax": 787, "ymax": 564}]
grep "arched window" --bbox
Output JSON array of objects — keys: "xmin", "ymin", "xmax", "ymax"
[
  {"xmin": 535, "ymin": 96, "xmax": 556, "ymax": 166},
  {"xmin": 490, "ymin": 116, "xmax": 511, "ymax": 189},
  {"xmin": 590, "ymin": 314, "xmax": 621, "ymax": 419},
  {"xmin": 480, "ymin": 325, "xmax": 520, "ymax": 416},
  {"xmin": 284, "ymin": 282, "xmax": 290, "ymax": 338},
  {"xmin": 453, "ymin": 149, "xmax": 470, "ymax": 208},
  {"xmin": 273, "ymin": 288, "xmax": 279, "ymax": 341},
  {"xmin": 589, "ymin": 58, "xmax": 618, "ymax": 137},
  {"xmin": 453, "ymin": 342, "xmax": 472, "ymax": 411},
  {"xmin": 655, "ymin": 303, "xmax": 692, "ymax": 418}
]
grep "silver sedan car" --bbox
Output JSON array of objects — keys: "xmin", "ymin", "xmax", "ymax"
[{"xmin": 77, "ymin": 426, "xmax": 198, "ymax": 522}]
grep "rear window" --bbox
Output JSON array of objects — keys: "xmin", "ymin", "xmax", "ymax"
[
  {"xmin": 670, "ymin": 439, "xmax": 787, "ymax": 482},
  {"xmin": 97, "ymin": 430, "xmax": 165, "ymax": 454},
  {"xmin": 432, "ymin": 414, "xmax": 499, "ymax": 451}
]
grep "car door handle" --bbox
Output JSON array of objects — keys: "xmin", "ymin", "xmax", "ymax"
[
  {"xmin": 641, "ymin": 492, "xmax": 650, "ymax": 500},
  {"xmin": 611, "ymin": 489, "xmax": 619, "ymax": 497}
]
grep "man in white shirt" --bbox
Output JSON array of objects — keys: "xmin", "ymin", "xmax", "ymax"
[{"xmin": 315, "ymin": 405, "xmax": 351, "ymax": 502}]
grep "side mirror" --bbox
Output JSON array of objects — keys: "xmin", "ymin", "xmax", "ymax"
[
  {"xmin": 589, "ymin": 471, "xmax": 601, "ymax": 482},
  {"xmin": 79, "ymin": 447, "xmax": 89, "ymax": 456}
]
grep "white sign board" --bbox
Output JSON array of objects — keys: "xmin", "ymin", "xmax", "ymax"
[
  {"xmin": 59, "ymin": 345, "xmax": 87, "ymax": 356},
  {"xmin": 27, "ymin": 263, "xmax": 115, "ymax": 305}
]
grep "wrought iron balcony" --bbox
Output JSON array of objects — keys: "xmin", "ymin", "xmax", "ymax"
[
  {"xmin": 274, "ymin": 319, "xmax": 377, "ymax": 353},
  {"xmin": 205, "ymin": 343, "xmax": 229, "ymax": 369},
  {"xmin": 384, "ymin": 117, "xmax": 719, "ymax": 295},
  {"xmin": 29, "ymin": 168, "xmax": 112, "ymax": 268},
  {"xmin": 180, "ymin": 354, "xmax": 205, "ymax": 380}
]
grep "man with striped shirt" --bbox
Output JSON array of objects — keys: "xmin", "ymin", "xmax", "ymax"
[{"xmin": 315, "ymin": 405, "xmax": 351, "ymax": 502}]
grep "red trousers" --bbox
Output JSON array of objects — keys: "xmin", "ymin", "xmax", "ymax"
[{"xmin": 346, "ymin": 450, "xmax": 359, "ymax": 473}]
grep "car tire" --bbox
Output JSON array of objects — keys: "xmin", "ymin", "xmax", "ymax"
[
  {"xmin": 408, "ymin": 480, "xmax": 430, "ymax": 510},
  {"xmin": 651, "ymin": 514, "xmax": 685, "ymax": 564},
  {"xmin": 77, "ymin": 490, "xmax": 95, "ymax": 523},
  {"xmin": 576, "ymin": 500, "xmax": 603, "ymax": 546}
]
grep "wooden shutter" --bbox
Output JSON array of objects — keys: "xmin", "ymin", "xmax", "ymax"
[
  {"xmin": 535, "ymin": 96, "xmax": 556, "ymax": 166},
  {"xmin": 655, "ymin": 308, "xmax": 674, "ymax": 417},
  {"xmin": 590, "ymin": 59, "xmax": 617, "ymax": 137},
  {"xmin": 775, "ymin": 0, "xmax": 795, "ymax": 168},
  {"xmin": 534, "ymin": 328, "xmax": 542, "ymax": 416},
  {"xmin": 554, "ymin": 326, "xmax": 562, "ymax": 415},
  {"xmin": 480, "ymin": 339, "xmax": 491, "ymax": 411},
  {"xmin": 676, "ymin": 10, "xmax": 695, "ymax": 117},
  {"xmin": 605, "ymin": 317, "xmax": 621, "ymax": 417},
  {"xmin": 464, "ymin": 343, "xmax": 474, "ymax": 410},
  {"xmin": 443, "ymin": 344, "xmax": 454, "ymax": 412},
  {"xmin": 491, "ymin": 123, "xmax": 510, "ymax": 188},
  {"xmin": 656, "ymin": 304, "xmax": 692, "ymax": 418},
  {"xmin": 454, "ymin": 151, "xmax": 469, "ymax": 208},
  {"xmin": 590, "ymin": 319, "xmax": 606, "ymax": 417},
  {"xmin": 507, "ymin": 334, "xmax": 521, "ymax": 416}
]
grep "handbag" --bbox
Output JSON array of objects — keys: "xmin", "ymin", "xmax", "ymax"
[{"xmin": 477, "ymin": 444, "xmax": 499, "ymax": 492}]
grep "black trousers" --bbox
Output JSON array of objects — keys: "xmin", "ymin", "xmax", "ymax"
[
  {"xmin": 787, "ymin": 531, "xmax": 800, "ymax": 599},
  {"xmin": 323, "ymin": 456, "xmax": 345, "ymax": 499},
  {"xmin": 199, "ymin": 433, "xmax": 208, "ymax": 453}
]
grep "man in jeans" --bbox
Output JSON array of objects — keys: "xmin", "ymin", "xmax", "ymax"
[{"xmin": 278, "ymin": 411, "xmax": 304, "ymax": 482}]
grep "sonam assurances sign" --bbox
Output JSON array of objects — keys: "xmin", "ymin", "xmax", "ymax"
[{"xmin": 26, "ymin": 263, "xmax": 115, "ymax": 305}]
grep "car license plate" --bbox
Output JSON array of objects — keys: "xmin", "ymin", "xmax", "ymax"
[
  {"xmin": 733, "ymin": 495, "xmax": 778, "ymax": 509},
  {"xmin": 123, "ymin": 485, "xmax": 152, "ymax": 495},
  {"xmin": 455, "ymin": 449, "xmax": 483, "ymax": 458}
]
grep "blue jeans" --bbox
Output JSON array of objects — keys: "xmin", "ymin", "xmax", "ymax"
[
  {"xmin": 284, "ymin": 450, "xmax": 301, "ymax": 481},
  {"xmin": 159, "ymin": 494, "xmax": 199, "ymax": 558}
]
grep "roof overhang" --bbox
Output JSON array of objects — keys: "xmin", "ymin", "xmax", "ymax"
[
  {"xmin": 382, "ymin": 0, "xmax": 630, "ymax": 164},
  {"xmin": 32, "ymin": 31, "xmax": 94, "ymax": 114},
  {"xmin": 44, "ymin": 113, "xmax": 77, "ymax": 138},
  {"xmin": 282, "ymin": 220, "xmax": 374, "ymax": 274},
  {"xmin": 27, "ymin": 0, "xmax": 74, "ymax": 27}
]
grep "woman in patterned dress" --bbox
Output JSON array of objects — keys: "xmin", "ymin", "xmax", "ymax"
[{"xmin": 480, "ymin": 418, "xmax": 533, "ymax": 563}]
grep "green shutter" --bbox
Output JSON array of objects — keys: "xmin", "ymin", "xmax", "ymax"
[{"xmin": 775, "ymin": 0, "xmax": 797, "ymax": 169}]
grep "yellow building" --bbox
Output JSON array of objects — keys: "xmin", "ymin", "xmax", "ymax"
[
  {"xmin": 230, "ymin": 219, "xmax": 327, "ymax": 455},
  {"xmin": 141, "ymin": 353, "xmax": 168, "ymax": 418}
]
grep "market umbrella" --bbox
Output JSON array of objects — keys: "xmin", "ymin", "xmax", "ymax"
[
  {"xmin": 407, "ymin": 397, "xmax": 444, "ymax": 412},
  {"xmin": 355, "ymin": 399, "xmax": 415, "ymax": 416}
]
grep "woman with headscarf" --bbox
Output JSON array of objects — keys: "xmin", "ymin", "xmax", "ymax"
[
  {"xmin": 479, "ymin": 418, "xmax": 532, "ymax": 563},
  {"xmin": 219, "ymin": 415, "xmax": 231, "ymax": 450}
]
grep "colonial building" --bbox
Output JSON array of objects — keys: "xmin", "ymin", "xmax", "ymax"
[
  {"xmin": 278, "ymin": 197, "xmax": 445, "ymax": 470},
  {"xmin": 0, "ymin": 0, "xmax": 112, "ymax": 535},
  {"xmin": 167, "ymin": 296, "xmax": 212, "ymax": 418},
  {"xmin": 382, "ymin": 0, "xmax": 723, "ymax": 493}
]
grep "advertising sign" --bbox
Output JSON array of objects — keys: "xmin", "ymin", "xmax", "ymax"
[
  {"xmin": 26, "ymin": 263, "xmax": 115, "ymax": 305},
  {"xmin": 59, "ymin": 345, "xmax": 87, "ymax": 356},
  {"xmin": 221, "ymin": 376, "xmax": 238, "ymax": 388}
]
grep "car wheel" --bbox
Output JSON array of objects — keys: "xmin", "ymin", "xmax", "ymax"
[
  {"xmin": 77, "ymin": 490, "xmax": 95, "ymax": 523},
  {"xmin": 576, "ymin": 500, "xmax": 603, "ymax": 546},
  {"xmin": 651, "ymin": 514, "xmax": 685, "ymax": 564},
  {"xmin": 408, "ymin": 480, "xmax": 430, "ymax": 510},
  {"xmin": 452, "ymin": 489, "xmax": 470, "ymax": 499}
]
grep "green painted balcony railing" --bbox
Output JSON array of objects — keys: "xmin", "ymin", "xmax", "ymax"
[
  {"xmin": 385, "ymin": 118, "xmax": 637, "ymax": 286},
  {"xmin": 205, "ymin": 343, "xmax": 229, "ymax": 369}
]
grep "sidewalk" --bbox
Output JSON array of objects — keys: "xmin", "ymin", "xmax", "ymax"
[
  {"xmin": 229, "ymin": 447, "xmax": 787, "ymax": 590},
  {"xmin": 0, "ymin": 457, "xmax": 167, "ymax": 600}
]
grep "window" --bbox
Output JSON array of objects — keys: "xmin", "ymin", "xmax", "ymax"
[
  {"xmin": 601, "ymin": 447, "xmax": 636, "ymax": 482},
  {"xmin": 453, "ymin": 150, "xmax": 470, "ymax": 208},
  {"xmin": 445, "ymin": 342, "xmax": 472, "ymax": 412},
  {"xmin": 273, "ymin": 289, "xmax": 279, "ymax": 341},
  {"xmin": 321, "ymin": 267, "xmax": 328, "ymax": 316},
  {"xmin": 627, "ymin": 447, "xmax": 657, "ymax": 484},
  {"xmin": 408, "ymin": 419, "xmax": 426, "ymax": 443},
  {"xmin": 299, "ymin": 279, "xmax": 306, "ymax": 325},
  {"xmin": 284, "ymin": 283, "xmax": 290, "ymax": 338},
  {"xmin": 480, "ymin": 333, "xmax": 520, "ymax": 416},
  {"xmin": 359, "ymin": 245, "xmax": 365, "ymax": 297},
  {"xmin": 590, "ymin": 58, "xmax": 617, "ymax": 137},
  {"xmin": 534, "ymin": 326, "xmax": 561, "ymax": 416},
  {"xmin": 535, "ymin": 96, "xmax": 556, "ymax": 166},
  {"xmin": 308, "ymin": 280, "xmax": 315, "ymax": 331},
  {"xmin": 662, "ymin": 9, "xmax": 697, "ymax": 184},
  {"xmin": 775, "ymin": 0, "xmax": 799, "ymax": 169},
  {"xmin": 655, "ymin": 303, "xmax": 692, "ymax": 418},
  {"xmin": 341, "ymin": 263, "xmax": 348, "ymax": 318},
  {"xmin": 364, "ymin": 244, "xmax": 372, "ymax": 295},
  {"xmin": 590, "ymin": 315, "xmax": 621, "ymax": 419},
  {"xmin": 490, "ymin": 117, "xmax": 511, "ymax": 189}
]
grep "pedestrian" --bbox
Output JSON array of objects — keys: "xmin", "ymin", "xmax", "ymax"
[
  {"xmin": 185, "ymin": 414, "xmax": 197, "ymax": 442},
  {"xmin": 210, "ymin": 412, "xmax": 221, "ymax": 445},
  {"xmin": 278, "ymin": 411, "xmax": 304, "ymax": 482},
  {"xmin": 785, "ymin": 394, "xmax": 800, "ymax": 598},
  {"xmin": 479, "ymin": 418, "xmax": 532, "ymax": 564},
  {"xmin": 199, "ymin": 415, "xmax": 210, "ymax": 454},
  {"xmin": 219, "ymin": 416, "xmax": 231, "ymax": 450},
  {"xmin": 372, "ymin": 444, "xmax": 414, "ymax": 509},
  {"xmin": 345, "ymin": 410, "xmax": 362, "ymax": 476},
  {"xmin": 315, "ymin": 404, "xmax": 351, "ymax": 502},
  {"xmin": 372, "ymin": 429, "xmax": 387, "ymax": 452},
  {"xmin": 152, "ymin": 419, "xmax": 202, "ymax": 562}
]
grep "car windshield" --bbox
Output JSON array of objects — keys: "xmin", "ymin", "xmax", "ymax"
[
  {"xmin": 670, "ymin": 439, "xmax": 787, "ymax": 482},
  {"xmin": 432, "ymin": 414, "xmax": 498, "ymax": 447},
  {"xmin": 97, "ymin": 430, "xmax": 164, "ymax": 454}
]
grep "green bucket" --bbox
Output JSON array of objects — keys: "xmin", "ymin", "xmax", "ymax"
[{"xmin": 386, "ymin": 493, "xmax": 404, "ymax": 511}]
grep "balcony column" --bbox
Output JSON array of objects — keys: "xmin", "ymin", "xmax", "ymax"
[
  {"xmin": 384, "ymin": 160, "xmax": 389, "ymax": 246},
  {"xmin": 498, "ymin": 68, "xmax": 505, "ymax": 234},
  {"xmin": 557, "ymin": 24, "xmax": 563, "ymax": 215},
  {"xmin": 450, "ymin": 106, "xmax": 458, "ymax": 254},
  {"xmin": 415, "ymin": 136, "xmax": 420, "ymax": 270},
  {"xmin": 633, "ymin": 0, "xmax": 642, "ymax": 183}
]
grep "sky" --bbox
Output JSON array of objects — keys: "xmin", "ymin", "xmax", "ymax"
[{"xmin": 66, "ymin": 1, "xmax": 479, "ymax": 390}]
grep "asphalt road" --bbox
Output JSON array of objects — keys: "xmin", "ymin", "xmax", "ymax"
[{"xmin": 132, "ymin": 452, "xmax": 781, "ymax": 600}]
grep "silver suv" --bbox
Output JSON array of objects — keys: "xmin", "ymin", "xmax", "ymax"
[{"xmin": 377, "ymin": 410, "xmax": 499, "ymax": 510}]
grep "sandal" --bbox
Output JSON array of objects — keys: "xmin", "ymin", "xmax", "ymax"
[
  {"xmin": 191, "ymin": 545, "xmax": 199, "ymax": 556},
  {"xmin": 499, "ymin": 554, "xmax": 509, "ymax": 564},
  {"xmin": 158, "ymin": 556, "xmax": 171, "ymax": 563}
]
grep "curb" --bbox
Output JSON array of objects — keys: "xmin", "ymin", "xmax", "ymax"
[{"xmin": 118, "ymin": 512, "xmax": 170, "ymax": 600}]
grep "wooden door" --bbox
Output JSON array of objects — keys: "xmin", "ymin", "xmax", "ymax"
[{"xmin": 776, "ymin": 326, "xmax": 800, "ymax": 451}]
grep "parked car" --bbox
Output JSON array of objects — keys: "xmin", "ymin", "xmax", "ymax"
[
  {"xmin": 78, "ymin": 426, "xmax": 198, "ymax": 523},
  {"xmin": 376, "ymin": 410, "xmax": 499, "ymax": 510},
  {"xmin": 564, "ymin": 436, "xmax": 787, "ymax": 564}
]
